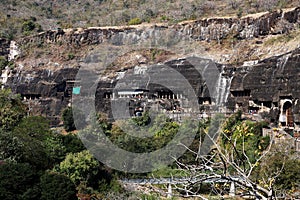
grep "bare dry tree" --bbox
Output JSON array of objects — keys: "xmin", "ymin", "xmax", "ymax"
[{"xmin": 167, "ymin": 116, "xmax": 286, "ymax": 200}]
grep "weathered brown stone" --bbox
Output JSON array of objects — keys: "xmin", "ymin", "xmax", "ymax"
[{"xmin": 1, "ymin": 7, "xmax": 300, "ymax": 126}]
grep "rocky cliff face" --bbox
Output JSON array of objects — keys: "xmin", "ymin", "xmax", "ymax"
[
  {"xmin": 1, "ymin": 7, "xmax": 300, "ymax": 127},
  {"xmin": 5, "ymin": 47, "xmax": 300, "ymax": 126},
  {"xmin": 17, "ymin": 7, "xmax": 300, "ymax": 47},
  {"xmin": 178, "ymin": 7, "xmax": 300, "ymax": 41},
  {"xmin": 5, "ymin": 67, "xmax": 79, "ymax": 125},
  {"xmin": 227, "ymin": 47, "xmax": 300, "ymax": 125}
]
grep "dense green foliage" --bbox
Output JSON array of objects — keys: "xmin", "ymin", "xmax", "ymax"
[
  {"xmin": 0, "ymin": 129, "xmax": 51, "ymax": 170},
  {"xmin": 62, "ymin": 107, "xmax": 76, "ymax": 132},
  {"xmin": 0, "ymin": 162, "xmax": 40, "ymax": 200},
  {"xmin": 14, "ymin": 116, "xmax": 52, "ymax": 140},
  {"xmin": 220, "ymin": 111, "xmax": 300, "ymax": 195},
  {"xmin": 128, "ymin": 17, "xmax": 142, "ymax": 25},
  {"xmin": 40, "ymin": 172, "xmax": 77, "ymax": 200},
  {"xmin": 222, "ymin": 111, "xmax": 270, "ymax": 165},
  {"xmin": 134, "ymin": 119, "xmax": 177, "ymax": 151},
  {"xmin": 0, "ymin": 90, "xmax": 122, "ymax": 198},
  {"xmin": 255, "ymin": 145, "xmax": 300, "ymax": 194},
  {"xmin": 62, "ymin": 107, "xmax": 86, "ymax": 132},
  {"xmin": 276, "ymin": 158, "xmax": 300, "ymax": 191},
  {"xmin": 105, "ymin": 113, "xmax": 181, "ymax": 153},
  {"xmin": 0, "ymin": 56, "xmax": 8, "ymax": 72},
  {"xmin": 0, "ymin": 88, "xmax": 299, "ymax": 198},
  {"xmin": 56, "ymin": 150, "xmax": 100, "ymax": 185},
  {"xmin": 0, "ymin": 89, "xmax": 26, "ymax": 130},
  {"xmin": 59, "ymin": 133, "xmax": 86, "ymax": 154},
  {"xmin": 21, "ymin": 17, "xmax": 42, "ymax": 36}
]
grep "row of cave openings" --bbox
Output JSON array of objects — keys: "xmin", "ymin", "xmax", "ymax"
[
  {"xmin": 19, "ymin": 79, "xmax": 297, "ymax": 129},
  {"xmin": 103, "ymin": 90, "xmax": 187, "ymax": 100},
  {"xmin": 231, "ymin": 89, "xmax": 295, "ymax": 128}
]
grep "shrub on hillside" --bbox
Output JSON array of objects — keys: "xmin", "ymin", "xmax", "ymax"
[{"xmin": 128, "ymin": 18, "xmax": 142, "ymax": 25}]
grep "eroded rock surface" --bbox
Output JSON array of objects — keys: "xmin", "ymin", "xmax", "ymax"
[{"xmin": 1, "ymin": 7, "xmax": 300, "ymax": 127}]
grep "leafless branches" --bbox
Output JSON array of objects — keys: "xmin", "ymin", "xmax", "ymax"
[{"xmin": 170, "ymin": 126, "xmax": 278, "ymax": 199}]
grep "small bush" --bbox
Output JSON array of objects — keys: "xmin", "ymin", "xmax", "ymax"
[
  {"xmin": 0, "ymin": 56, "xmax": 8, "ymax": 71},
  {"xmin": 237, "ymin": 7, "xmax": 243, "ymax": 18},
  {"xmin": 128, "ymin": 18, "xmax": 142, "ymax": 25},
  {"xmin": 22, "ymin": 20, "xmax": 36, "ymax": 32},
  {"xmin": 160, "ymin": 15, "xmax": 169, "ymax": 22},
  {"xmin": 67, "ymin": 53, "xmax": 75, "ymax": 60}
]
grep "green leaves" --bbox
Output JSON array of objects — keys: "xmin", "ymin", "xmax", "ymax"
[
  {"xmin": 0, "ymin": 56, "xmax": 8, "ymax": 71},
  {"xmin": 221, "ymin": 112, "xmax": 271, "ymax": 172},
  {"xmin": 0, "ymin": 162, "xmax": 40, "ymax": 200},
  {"xmin": 62, "ymin": 107, "xmax": 76, "ymax": 132},
  {"xmin": 0, "ymin": 115, "xmax": 73, "ymax": 169},
  {"xmin": 21, "ymin": 19, "xmax": 42, "ymax": 36},
  {"xmin": 131, "ymin": 111, "xmax": 151, "ymax": 126},
  {"xmin": 62, "ymin": 107, "xmax": 86, "ymax": 132},
  {"xmin": 0, "ymin": 130, "xmax": 24, "ymax": 162},
  {"xmin": 0, "ymin": 89, "xmax": 119, "ymax": 198},
  {"xmin": 13, "ymin": 116, "xmax": 52, "ymax": 140},
  {"xmin": 128, "ymin": 17, "xmax": 142, "ymax": 25},
  {"xmin": 56, "ymin": 150, "xmax": 100, "ymax": 185},
  {"xmin": 40, "ymin": 172, "xmax": 77, "ymax": 200},
  {"xmin": 107, "ymin": 113, "xmax": 180, "ymax": 153},
  {"xmin": 0, "ymin": 89, "xmax": 26, "ymax": 130},
  {"xmin": 256, "ymin": 150, "xmax": 300, "ymax": 193},
  {"xmin": 22, "ymin": 20, "xmax": 36, "ymax": 32}
]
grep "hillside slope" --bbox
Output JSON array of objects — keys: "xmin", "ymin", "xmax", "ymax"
[{"xmin": 0, "ymin": 0, "xmax": 299, "ymax": 39}]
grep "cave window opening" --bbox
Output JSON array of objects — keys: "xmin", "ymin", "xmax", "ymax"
[
  {"xmin": 103, "ymin": 92, "xmax": 112, "ymax": 99},
  {"xmin": 198, "ymin": 97, "xmax": 211, "ymax": 105},
  {"xmin": 22, "ymin": 94, "xmax": 41, "ymax": 100},
  {"xmin": 262, "ymin": 101, "xmax": 272, "ymax": 108},
  {"xmin": 231, "ymin": 90, "xmax": 251, "ymax": 97},
  {"xmin": 157, "ymin": 90, "xmax": 176, "ymax": 99},
  {"xmin": 280, "ymin": 100, "xmax": 293, "ymax": 127},
  {"xmin": 248, "ymin": 106, "xmax": 259, "ymax": 114}
]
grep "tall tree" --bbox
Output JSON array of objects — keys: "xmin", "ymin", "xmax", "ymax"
[
  {"xmin": 40, "ymin": 172, "xmax": 77, "ymax": 200},
  {"xmin": 0, "ymin": 161, "xmax": 40, "ymax": 200},
  {"xmin": 56, "ymin": 150, "xmax": 100, "ymax": 185},
  {"xmin": 62, "ymin": 107, "xmax": 76, "ymax": 132},
  {"xmin": 13, "ymin": 116, "xmax": 67, "ymax": 165},
  {"xmin": 0, "ymin": 89, "xmax": 26, "ymax": 130}
]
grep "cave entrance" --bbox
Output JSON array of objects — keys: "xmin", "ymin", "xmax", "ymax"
[{"xmin": 279, "ymin": 100, "xmax": 293, "ymax": 127}]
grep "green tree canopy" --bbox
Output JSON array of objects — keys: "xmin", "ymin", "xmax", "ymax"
[
  {"xmin": 221, "ymin": 113, "xmax": 270, "ymax": 167},
  {"xmin": 62, "ymin": 107, "xmax": 86, "ymax": 132},
  {"xmin": 0, "ymin": 161, "xmax": 40, "ymax": 200},
  {"xmin": 0, "ymin": 89, "xmax": 26, "ymax": 130},
  {"xmin": 13, "ymin": 116, "xmax": 67, "ymax": 165},
  {"xmin": 62, "ymin": 107, "xmax": 76, "ymax": 132},
  {"xmin": 256, "ymin": 146, "xmax": 300, "ymax": 193},
  {"xmin": 56, "ymin": 150, "xmax": 100, "ymax": 185},
  {"xmin": 0, "ymin": 129, "xmax": 50, "ymax": 169},
  {"xmin": 40, "ymin": 172, "xmax": 77, "ymax": 200},
  {"xmin": 59, "ymin": 133, "xmax": 86, "ymax": 154},
  {"xmin": 13, "ymin": 116, "xmax": 52, "ymax": 140}
]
